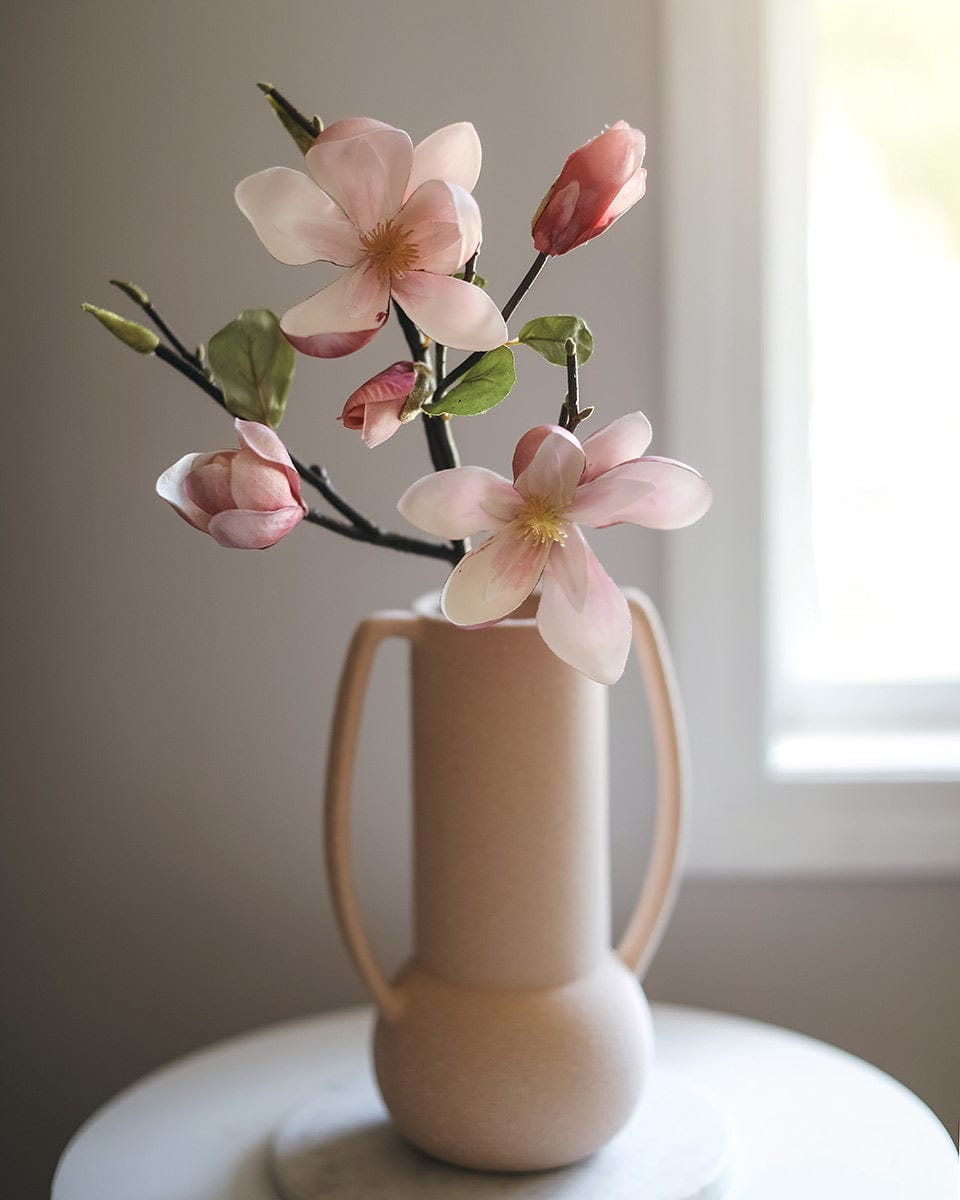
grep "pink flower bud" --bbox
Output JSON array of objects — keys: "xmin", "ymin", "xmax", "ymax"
[
  {"xmin": 532, "ymin": 121, "xmax": 647, "ymax": 256},
  {"xmin": 156, "ymin": 419, "xmax": 307, "ymax": 549},
  {"xmin": 339, "ymin": 361, "xmax": 418, "ymax": 448}
]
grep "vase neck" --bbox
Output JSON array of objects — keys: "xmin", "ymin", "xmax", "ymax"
[{"xmin": 409, "ymin": 616, "xmax": 610, "ymax": 989}]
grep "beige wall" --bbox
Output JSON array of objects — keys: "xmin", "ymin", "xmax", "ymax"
[{"xmin": 3, "ymin": 2, "xmax": 957, "ymax": 1195}]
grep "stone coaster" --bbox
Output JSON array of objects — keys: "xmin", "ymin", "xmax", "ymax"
[{"xmin": 270, "ymin": 1067, "xmax": 733, "ymax": 1200}]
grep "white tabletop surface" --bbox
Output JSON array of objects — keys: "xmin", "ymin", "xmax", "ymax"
[{"xmin": 52, "ymin": 1003, "xmax": 958, "ymax": 1200}]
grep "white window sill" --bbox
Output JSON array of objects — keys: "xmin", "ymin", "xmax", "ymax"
[{"xmin": 767, "ymin": 731, "xmax": 960, "ymax": 783}]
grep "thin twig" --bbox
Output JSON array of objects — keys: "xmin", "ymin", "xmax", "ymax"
[
  {"xmin": 112, "ymin": 282, "xmax": 203, "ymax": 370},
  {"xmin": 395, "ymin": 301, "xmax": 461, "ymax": 477},
  {"xmin": 309, "ymin": 465, "xmax": 377, "ymax": 534},
  {"xmin": 304, "ymin": 509, "xmax": 458, "ymax": 562}
]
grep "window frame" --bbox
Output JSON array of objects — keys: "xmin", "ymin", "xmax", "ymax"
[{"xmin": 658, "ymin": 0, "xmax": 960, "ymax": 875}]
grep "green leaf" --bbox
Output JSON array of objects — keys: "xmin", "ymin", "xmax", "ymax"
[
  {"xmin": 207, "ymin": 309, "xmax": 295, "ymax": 428},
  {"xmin": 81, "ymin": 304, "xmax": 158, "ymax": 354},
  {"xmin": 517, "ymin": 315, "xmax": 594, "ymax": 367},
  {"xmin": 426, "ymin": 347, "xmax": 516, "ymax": 416}
]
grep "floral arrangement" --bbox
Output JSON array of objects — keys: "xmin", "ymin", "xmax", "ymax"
[{"xmin": 83, "ymin": 85, "xmax": 711, "ymax": 685}]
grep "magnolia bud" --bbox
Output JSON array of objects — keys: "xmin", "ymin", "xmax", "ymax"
[{"xmin": 532, "ymin": 121, "xmax": 647, "ymax": 256}]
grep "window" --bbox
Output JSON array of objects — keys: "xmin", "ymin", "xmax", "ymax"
[
  {"xmin": 767, "ymin": 0, "xmax": 960, "ymax": 778},
  {"xmin": 659, "ymin": 0, "xmax": 960, "ymax": 873}
]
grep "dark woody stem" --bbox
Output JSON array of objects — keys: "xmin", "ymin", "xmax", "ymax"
[
  {"xmin": 394, "ymin": 301, "xmax": 461, "ymax": 475},
  {"xmin": 303, "ymin": 509, "xmax": 458, "ymax": 561},
  {"xmin": 151, "ymin": 344, "xmax": 456, "ymax": 563},
  {"xmin": 436, "ymin": 250, "xmax": 549, "ymax": 394},
  {"xmin": 559, "ymin": 338, "xmax": 583, "ymax": 431}
]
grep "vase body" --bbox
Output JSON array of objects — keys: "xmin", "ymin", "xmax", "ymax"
[{"xmin": 325, "ymin": 592, "xmax": 685, "ymax": 1172}]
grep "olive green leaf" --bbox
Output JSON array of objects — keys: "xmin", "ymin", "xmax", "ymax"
[
  {"xmin": 517, "ymin": 315, "xmax": 594, "ymax": 367},
  {"xmin": 81, "ymin": 304, "xmax": 158, "ymax": 354},
  {"xmin": 426, "ymin": 347, "xmax": 516, "ymax": 417},
  {"xmin": 257, "ymin": 82, "xmax": 322, "ymax": 155},
  {"xmin": 207, "ymin": 309, "xmax": 295, "ymax": 428}
]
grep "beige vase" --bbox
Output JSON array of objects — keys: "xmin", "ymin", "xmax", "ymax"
[{"xmin": 325, "ymin": 588, "xmax": 686, "ymax": 1172}]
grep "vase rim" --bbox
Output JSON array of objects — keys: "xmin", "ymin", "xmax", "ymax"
[{"xmin": 412, "ymin": 590, "xmax": 540, "ymax": 626}]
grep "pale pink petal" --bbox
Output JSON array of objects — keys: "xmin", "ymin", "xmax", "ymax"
[
  {"xmin": 184, "ymin": 452, "xmax": 236, "ymax": 515},
  {"xmin": 360, "ymin": 403, "xmax": 404, "ymax": 449},
  {"xmin": 285, "ymin": 325, "xmax": 383, "ymax": 358},
  {"xmin": 511, "ymin": 426, "xmax": 552, "ymax": 479},
  {"xmin": 230, "ymin": 451, "xmax": 299, "ymax": 511},
  {"xmin": 207, "ymin": 506, "xmax": 305, "ymax": 549},
  {"xmin": 566, "ymin": 471, "xmax": 654, "ymax": 528},
  {"xmin": 581, "ymin": 411, "xmax": 653, "ymax": 482},
  {"xmin": 305, "ymin": 128, "xmax": 412, "ymax": 232},
  {"xmin": 538, "ymin": 535, "xmax": 631, "ymax": 684},
  {"xmin": 234, "ymin": 168, "xmax": 361, "ymax": 266},
  {"xmin": 235, "ymin": 418, "xmax": 294, "ymax": 469},
  {"xmin": 547, "ymin": 521, "xmax": 588, "ymax": 611},
  {"xmin": 441, "ymin": 523, "xmax": 550, "ymax": 626},
  {"xmin": 407, "ymin": 122, "xmax": 482, "ymax": 199},
  {"xmin": 604, "ymin": 168, "xmax": 647, "ymax": 225},
  {"xmin": 398, "ymin": 467, "xmax": 518, "ymax": 538},
  {"xmin": 514, "ymin": 427, "xmax": 585, "ymax": 505},
  {"xmin": 400, "ymin": 181, "xmax": 481, "ymax": 274},
  {"xmin": 391, "ymin": 272, "xmax": 507, "ymax": 351},
  {"xmin": 235, "ymin": 419, "xmax": 304, "ymax": 502},
  {"xmin": 570, "ymin": 457, "xmax": 712, "ymax": 529},
  {"xmin": 342, "ymin": 261, "xmax": 389, "ymax": 319},
  {"xmin": 156, "ymin": 453, "xmax": 212, "ymax": 532},
  {"xmin": 280, "ymin": 269, "xmax": 390, "ymax": 358},
  {"xmin": 313, "ymin": 117, "xmax": 395, "ymax": 146}
]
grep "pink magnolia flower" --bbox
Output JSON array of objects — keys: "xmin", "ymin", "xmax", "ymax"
[
  {"xmin": 339, "ymin": 361, "xmax": 418, "ymax": 449},
  {"xmin": 398, "ymin": 412, "xmax": 711, "ymax": 684},
  {"xmin": 532, "ymin": 121, "xmax": 647, "ymax": 256},
  {"xmin": 156, "ymin": 419, "xmax": 308, "ymax": 549},
  {"xmin": 236, "ymin": 118, "xmax": 507, "ymax": 358}
]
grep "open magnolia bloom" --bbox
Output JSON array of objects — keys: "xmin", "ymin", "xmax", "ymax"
[
  {"xmin": 236, "ymin": 118, "xmax": 508, "ymax": 357},
  {"xmin": 398, "ymin": 412, "xmax": 711, "ymax": 684}
]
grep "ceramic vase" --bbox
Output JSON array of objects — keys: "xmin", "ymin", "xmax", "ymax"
[{"xmin": 324, "ymin": 588, "xmax": 686, "ymax": 1172}]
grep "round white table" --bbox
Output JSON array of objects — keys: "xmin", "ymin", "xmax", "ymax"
[{"xmin": 53, "ymin": 1004, "xmax": 958, "ymax": 1200}]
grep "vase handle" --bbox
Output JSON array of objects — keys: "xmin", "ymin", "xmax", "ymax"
[
  {"xmin": 616, "ymin": 589, "xmax": 688, "ymax": 980},
  {"xmin": 325, "ymin": 610, "xmax": 419, "ymax": 1024}
]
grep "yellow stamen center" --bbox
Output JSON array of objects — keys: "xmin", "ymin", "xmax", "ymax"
[
  {"xmin": 517, "ymin": 494, "xmax": 568, "ymax": 545},
  {"xmin": 358, "ymin": 219, "xmax": 419, "ymax": 281}
]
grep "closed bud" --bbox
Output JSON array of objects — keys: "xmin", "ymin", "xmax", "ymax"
[
  {"xmin": 532, "ymin": 122, "xmax": 647, "ymax": 256},
  {"xmin": 81, "ymin": 304, "xmax": 159, "ymax": 354},
  {"xmin": 339, "ymin": 361, "xmax": 421, "ymax": 449}
]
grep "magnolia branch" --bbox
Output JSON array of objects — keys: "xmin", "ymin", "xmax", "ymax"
[{"xmin": 150, "ymin": 343, "xmax": 458, "ymax": 563}]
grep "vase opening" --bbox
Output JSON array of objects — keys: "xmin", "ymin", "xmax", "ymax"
[{"xmin": 412, "ymin": 589, "xmax": 541, "ymax": 624}]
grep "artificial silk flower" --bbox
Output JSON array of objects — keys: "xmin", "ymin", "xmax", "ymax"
[
  {"xmin": 156, "ymin": 419, "xmax": 307, "ymax": 549},
  {"xmin": 339, "ymin": 360, "xmax": 419, "ymax": 449},
  {"xmin": 236, "ymin": 119, "xmax": 507, "ymax": 358},
  {"xmin": 398, "ymin": 412, "xmax": 711, "ymax": 684},
  {"xmin": 532, "ymin": 121, "xmax": 647, "ymax": 256}
]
